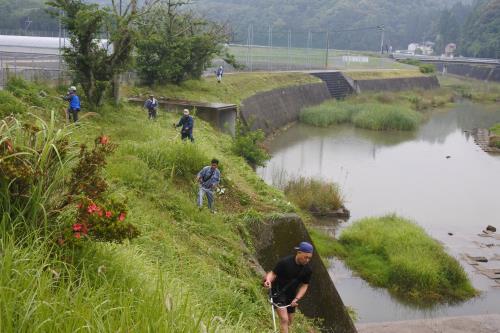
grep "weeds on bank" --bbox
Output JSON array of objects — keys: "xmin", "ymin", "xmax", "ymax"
[
  {"xmin": 300, "ymin": 100, "xmax": 422, "ymax": 130},
  {"xmin": 330, "ymin": 214, "xmax": 477, "ymax": 303},
  {"xmin": 0, "ymin": 78, "xmax": 315, "ymax": 332},
  {"xmin": 284, "ymin": 177, "xmax": 345, "ymax": 214},
  {"xmin": 300, "ymin": 89, "xmax": 458, "ymax": 131},
  {"xmin": 439, "ymin": 75, "xmax": 500, "ymax": 102}
]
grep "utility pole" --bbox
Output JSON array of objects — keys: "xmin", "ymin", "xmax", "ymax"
[
  {"xmin": 119, "ymin": 0, "xmax": 123, "ymax": 15},
  {"xmin": 325, "ymin": 31, "xmax": 329, "ymax": 69},
  {"xmin": 58, "ymin": 10, "xmax": 62, "ymax": 83},
  {"xmin": 378, "ymin": 24, "xmax": 385, "ymax": 54}
]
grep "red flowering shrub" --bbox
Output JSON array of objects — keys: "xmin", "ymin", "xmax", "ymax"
[
  {"xmin": 58, "ymin": 135, "xmax": 140, "ymax": 246},
  {"xmin": 62, "ymin": 198, "xmax": 139, "ymax": 246}
]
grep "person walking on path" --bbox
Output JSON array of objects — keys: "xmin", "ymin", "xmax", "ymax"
[
  {"xmin": 196, "ymin": 159, "xmax": 221, "ymax": 212},
  {"xmin": 263, "ymin": 242, "xmax": 314, "ymax": 333},
  {"xmin": 63, "ymin": 86, "xmax": 81, "ymax": 123},
  {"xmin": 144, "ymin": 94, "xmax": 159, "ymax": 120},
  {"xmin": 175, "ymin": 109, "xmax": 194, "ymax": 142},
  {"xmin": 216, "ymin": 65, "xmax": 224, "ymax": 83}
]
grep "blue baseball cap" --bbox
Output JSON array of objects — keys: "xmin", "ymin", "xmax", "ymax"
[{"xmin": 295, "ymin": 241, "xmax": 314, "ymax": 253}]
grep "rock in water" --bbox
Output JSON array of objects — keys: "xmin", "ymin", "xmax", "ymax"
[{"xmin": 486, "ymin": 225, "xmax": 496, "ymax": 232}]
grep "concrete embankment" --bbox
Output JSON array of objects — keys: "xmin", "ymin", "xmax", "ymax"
[
  {"xmin": 356, "ymin": 314, "xmax": 500, "ymax": 333},
  {"xmin": 240, "ymin": 74, "xmax": 440, "ymax": 134},
  {"xmin": 435, "ymin": 63, "xmax": 500, "ymax": 82},
  {"xmin": 240, "ymin": 82, "xmax": 331, "ymax": 134},
  {"xmin": 248, "ymin": 213, "xmax": 357, "ymax": 333}
]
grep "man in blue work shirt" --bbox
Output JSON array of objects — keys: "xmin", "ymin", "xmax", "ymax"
[
  {"xmin": 175, "ymin": 109, "xmax": 194, "ymax": 142},
  {"xmin": 144, "ymin": 94, "xmax": 159, "ymax": 120},
  {"xmin": 63, "ymin": 86, "xmax": 81, "ymax": 122},
  {"xmin": 196, "ymin": 159, "xmax": 221, "ymax": 212}
]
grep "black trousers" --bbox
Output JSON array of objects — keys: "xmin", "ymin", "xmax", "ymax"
[
  {"xmin": 68, "ymin": 108, "xmax": 79, "ymax": 122},
  {"xmin": 148, "ymin": 108, "xmax": 157, "ymax": 119},
  {"xmin": 181, "ymin": 131, "xmax": 194, "ymax": 142}
]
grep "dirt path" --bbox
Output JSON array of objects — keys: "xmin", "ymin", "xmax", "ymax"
[{"xmin": 356, "ymin": 314, "xmax": 500, "ymax": 333}]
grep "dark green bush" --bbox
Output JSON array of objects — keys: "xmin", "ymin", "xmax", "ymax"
[
  {"xmin": 232, "ymin": 121, "xmax": 270, "ymax": 167},
  {"xmin": 0, "ymin": 90, "xmax": 27, "ymax": 118},
  {"xmin": 419, "ymin": 64, "xmax": 436, "ymax": 74}
]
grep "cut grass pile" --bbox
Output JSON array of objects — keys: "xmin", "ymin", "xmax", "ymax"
[
  {"xmin": 284, "ymin": 177, "xmax": 345, "ymax": 214},
  {"xmin": 490, "ymin": 123, "xmax": 500, "ymax": 148},
  {"xmin": 490, "ymin": 123, "xmax": 500, "ymax": 136},
  {"xmin": 331, "ymin": 214, "xmax": 477, "ymax": 303}
]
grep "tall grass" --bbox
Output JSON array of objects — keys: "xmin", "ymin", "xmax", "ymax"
[
  {"xmin": 1, "ymin": 79, "xmax": 316, "ymax": 332},
  {"xmin": 300, "ymin": 100, "xmax": 422, "ymax": 131},
  {"xmin": 284, "ymin": 177, "xmax": 344, "ymax": 214},
  {"xmin": 0, "ymin": 112, "xmax": 77, "ymax": 234},
  {"xmin": 333, "ymin": 214, "xmax": 477, "ymax": 303}
]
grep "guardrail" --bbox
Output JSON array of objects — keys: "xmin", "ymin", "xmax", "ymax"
[{"xmin": 391, "ymin": 53, "xmax": 500, "ymax": 65}]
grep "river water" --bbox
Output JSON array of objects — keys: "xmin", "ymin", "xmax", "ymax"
[{"xmin": 257, "ymin": 102, "xmax": 500, "ymax": 323}]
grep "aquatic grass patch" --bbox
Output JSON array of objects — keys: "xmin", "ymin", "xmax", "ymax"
[
  {"xmin": 284, "ymin": 177, "xmax": 345, "ymax": 214},
  {"xmin": 352, "ymin": 104, "xmax": 422, "ymax": 131},
  {"xmin": 300, "ymin": 100, "xmax": 421, "ymax": 131},
  {"xmin": 332, "ymin": 214, "xmax": 477, "ymax": 303},
  {"xmin": 491, "ymin": 123, "xmax": 500, "ymax": 136}
]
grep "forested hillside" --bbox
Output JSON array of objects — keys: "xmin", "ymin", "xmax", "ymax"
[
  {"xmin": 0, "ymin": 0, "xmax": 57, "ymax": 32},
  {"xmin": 195, "ymin": 0, "xmax": 471, "ymax": 50},
  {"xmin": 461, "ymin": 0, "xmax": 500, "ymax": 58}
]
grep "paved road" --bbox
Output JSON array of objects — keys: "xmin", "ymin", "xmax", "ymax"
[{"xmin": 357, "ymin": 314, "xmax": 500, "ymax": 333}]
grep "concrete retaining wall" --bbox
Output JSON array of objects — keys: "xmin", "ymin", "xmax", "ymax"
[
  {"xmin": 249, "ymin": 214, "xmax": 357, "ymax": 333},
  {"xmin": 434, "ymin": 63, "xmax": 500, "ymax": 82},
  {"xmin": 239, "ymin": 82, "xmax": 331, "ymax": 134},
  {"xmin": 352, "ymin": 76, "xmax": 440, "ymax": 93}
]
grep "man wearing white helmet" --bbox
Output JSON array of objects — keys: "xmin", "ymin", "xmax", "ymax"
[
  {"xmin": 63, "ymin": 86, "xmax": 81, "ymax": 122},
  {"xmin": 174, "ymin": 108, "xmax": 194, "ymax": 142}
]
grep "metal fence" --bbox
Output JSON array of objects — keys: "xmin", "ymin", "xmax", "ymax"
[{"xmin": 216, "ymin": 25, "xmax": 405, "ymax": 72}]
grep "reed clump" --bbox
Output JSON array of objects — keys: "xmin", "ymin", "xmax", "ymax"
[{"xmin": 284, "ymin": 177, "xmax": 345, "ymax": 214}]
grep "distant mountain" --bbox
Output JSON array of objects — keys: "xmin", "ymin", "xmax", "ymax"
[{"xmin": 194, "ymin": 0, "xmax": 473, "ymax": 51}]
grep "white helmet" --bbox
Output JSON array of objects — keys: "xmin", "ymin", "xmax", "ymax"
[{"xmin": 69, "ymin": 86, "xmax": 77, "ymax": 92}]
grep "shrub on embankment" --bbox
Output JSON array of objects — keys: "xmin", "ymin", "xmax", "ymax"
[
  {"xmin": 0, "ymin": 78, "xmax": 316, "ymax": 332},
  {"xmin": 300, "ymin": 100, "xmax": 422, "ymax": 131},
  {"xmin": 284, "ymin": 177, "xmax": 345, "ymax": 214},
  {"xmin": 330, "ymin": 214, "xmax": 477, "ymax": 303},
  {"xmin": 490, "ymin": 123, "xmax": 500, "ymax": 148}
]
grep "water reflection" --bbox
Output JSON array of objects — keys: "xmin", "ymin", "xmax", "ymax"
[{"xmin": 258, "ymin": 102, "xmax": 500, "ymax": 323}]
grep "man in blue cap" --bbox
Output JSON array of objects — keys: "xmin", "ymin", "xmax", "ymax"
[{"xmin": 263, "ymin": 241, "xmax": 313, "ymax": 333}]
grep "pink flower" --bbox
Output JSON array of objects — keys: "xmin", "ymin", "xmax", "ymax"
[
  {"xmin": 99, "ymin": 135, "xmax": 109, "ymax": 145},
  {"xmin": 87, "ymin": 203, "xmax": 98, "ymax": 214},
  {"xmin": 118, "ymin": 212, "xmax": 126, "ymax": 221},
  {"xmin": 72, "ymin": 223, "xmax": 83, "ymax": 232},
  {"xmin": 74, "ymin": 232, "xmax": 81, "ymax": 239},
  {"xmin": 105, "ymin": 211, "xmax": 112, "ymax": 218}
]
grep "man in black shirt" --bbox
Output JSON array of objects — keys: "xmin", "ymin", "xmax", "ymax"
[{"xmin": 263, "ymin": 242, "xmax": 313, "ymax": 333}]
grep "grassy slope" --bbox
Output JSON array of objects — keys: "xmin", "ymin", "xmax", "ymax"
[
  {"xmin": 343, "ymin": 69, "xmax": 424, "ymax": 80},
  {"xmin": 329, "ymin": 215, "xmax": 476, "ymax": 304},
  {"xmin": 0, "ymin": 76, "xmax": 318, "ymax": 332},
  {"xmin": 125, "ymin": 72, "xmax": 321, "ymax": 105},
  {"xmin": 491, "ymin": 123, "xmax": 500, "ymax": 135}
]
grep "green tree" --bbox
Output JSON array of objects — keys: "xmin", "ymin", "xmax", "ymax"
[
  {"xmin": 461, "ymin": 0, "xmax": 500, "ymax": 58},
  {"xmin": 136, "ymin": 0, "xmax": 227, "ymax": 85},
  {"xmin": 47, "ymin": 0, "xmax": 151, "ymax": 108}
]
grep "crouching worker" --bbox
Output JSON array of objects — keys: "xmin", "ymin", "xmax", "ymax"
[
  {"xmin": 63, "ymin": 86, "xmax": 81, "ymax": 122},
  {"xmin": 196, "ymin": 159, "xmax": 220, "ymax": 213},
  {"xmin": 263, "ymin": 242, "xmax": 313, "ymax": 333}
]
